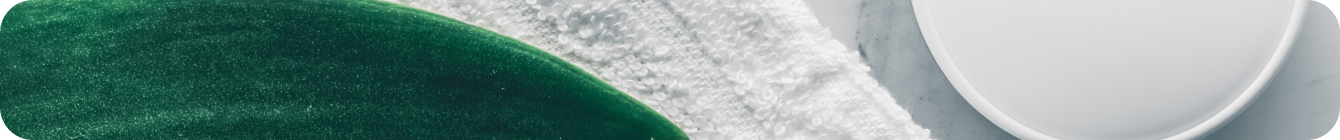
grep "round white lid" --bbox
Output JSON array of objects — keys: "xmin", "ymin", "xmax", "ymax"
[{"xmin": 912, "ymin": 0, "xmax": 1309, "ymax": 139}]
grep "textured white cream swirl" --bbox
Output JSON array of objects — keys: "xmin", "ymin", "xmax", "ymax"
[{"xmin": 386, "ymin": 0, "xmax": 933, "ymax": 139}]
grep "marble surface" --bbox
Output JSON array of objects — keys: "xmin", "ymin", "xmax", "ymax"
[
  {"xmin": 856, "ymin": 0, "xmax": 1017, "ymax": 139},
  {"xmin": 1203, "ymin": 2, "xmax": 1340, "ymax": 140},
  {"xmin": 854, "ymin": 0, "xmax": 1340, "ymax": 139}
]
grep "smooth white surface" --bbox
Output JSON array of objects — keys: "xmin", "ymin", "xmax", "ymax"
[
  {"xmin": 858, "ymin": 0, "xmax": 1023, "ymax": 139},
  {"xmin": 863, "ymin": 0, "xmax": 1339, "ymax": 139},
  {"xmin": 913, "ymin": 0, "xmax": 1308, "ymax": 139},
  {"xmin": 388, "ymin": 0, "xmax": 933, "ymax": 139}
]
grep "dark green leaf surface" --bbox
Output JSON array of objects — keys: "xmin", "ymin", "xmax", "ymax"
[{"xmin": 0, "ymin": 0, "xmax": 685, "ymax": 139}]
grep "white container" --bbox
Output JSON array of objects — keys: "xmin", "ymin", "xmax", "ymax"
[{"xmin": 911, "ymin": 0, "xmax": 1309, "ymax": 139}]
